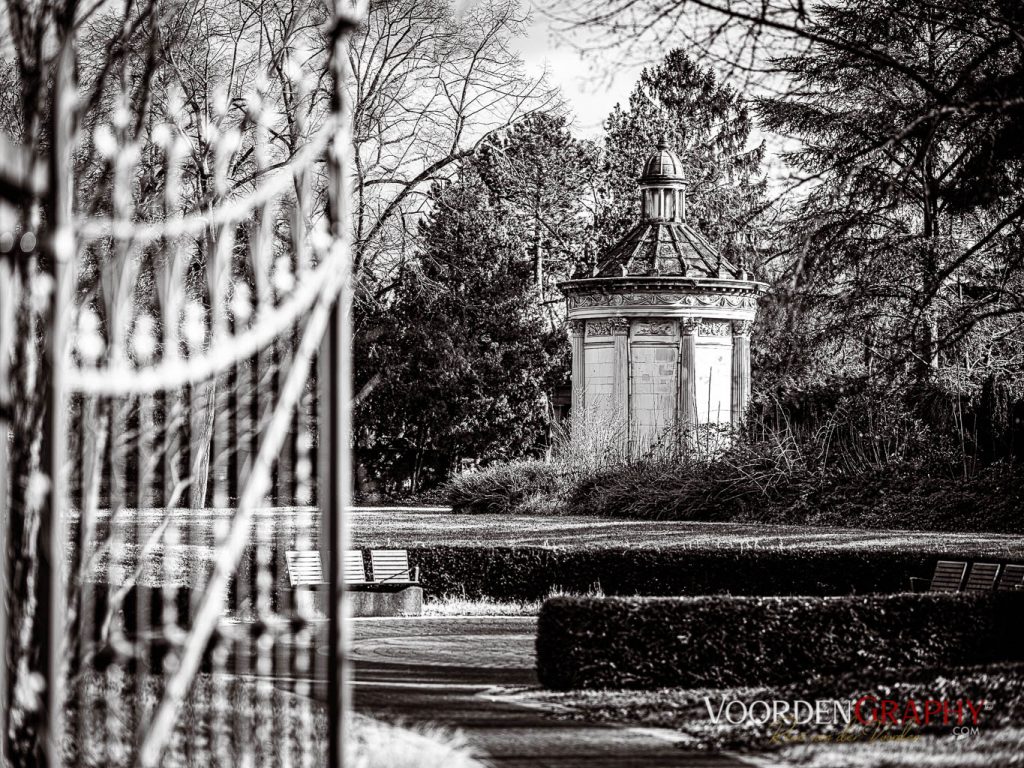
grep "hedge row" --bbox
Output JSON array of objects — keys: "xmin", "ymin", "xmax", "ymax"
[
  {"xmin": 536, "ymin": 593, "xmax": 1024, "ymax": 690},
  {"xmin": 410, "ymin": 545, "xmax": 941, "ymax": 601},
  {"xmin": 92, "ymin": 543, "xmax": 1006, "ymax": 615}
]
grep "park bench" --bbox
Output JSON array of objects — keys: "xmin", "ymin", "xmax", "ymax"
[
  {"xmin": 964, "ymin": 562, "xmax": 1000, "ymax": 592},
  {"xmin": 282, "ymin": 548, "xmax": 422, "ymax": 616},
  {"xmin": 284, "ymin": 549, "xmax": 420, "ymax": 586},
  {"xmin": 285, "ymin": 549, "xmax": 372, "ymax": 586},
  {"xmin": 911, "ymin": 560, "xmax": 1024, "ymax": 593},
  {"xmin": 284, "ymin": 549, "xmax": 365, "ymax": 614},
  {"xmin": 910, "ymin": 559, "xmax": 967, "ymax": 592},
  {"xmin": 998, "ymin": 563, "xmax": 1024, "ymax": 591},
  {"xmin": 369, "ymin": 549, "xmax": 420, "ymax": 585}
]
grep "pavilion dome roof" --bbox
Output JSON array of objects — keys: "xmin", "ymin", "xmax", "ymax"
[
  {"xmin": 594, "ymin": 220, "xmax": 739, "ymax": 278},
  {"xmin": 592, "ymin": 137, "xmax": 742, "ymax": 279},
  {"xmin": 640, "ymin": 136, "xmax": 685, "ymax": 182}
]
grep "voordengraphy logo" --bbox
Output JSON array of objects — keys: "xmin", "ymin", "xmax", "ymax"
[
  {"xmin": 853, "ymin": 696, "xmax": 984, "ymax": 727},
  {"xmin": 703, "ymin": 696, "xmax": 985, "ymax": 728},
  {"xmin": 704, "ymin": 698, "xmax": 855, "ymax": 726}
]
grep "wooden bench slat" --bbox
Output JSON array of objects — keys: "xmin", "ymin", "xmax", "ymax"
[
  {"xmin": 286, "ymin": 550, "xmax": 369, "ymax": 586},
  {"xmin": 928, "ymin": 560, "xmax": 967, "ymax": 592},
  {"xmin": 964, "ymin": 562, "xmax": 1000, "ymax": 592},
  {"xmin": 998, "ymin": 564, "xmax": 1024, "ymax": 591}
]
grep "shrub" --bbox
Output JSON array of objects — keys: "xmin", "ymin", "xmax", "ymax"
[
  {"xmin": 442, "ymin": 446, "xmax": 1024, "ymax": 534},
  {"xmin": 413, "ymin": 545, "xmax": 942, "ymax": 601},
  {"xmin": 568, "ymin": 436, "xmax": 814, "ymax": 521},
  {"xmin": 441, "ymin": 382, "xmax": 1024, "ymax": 532},
  {"xmin": 446, "ymin": 460, "xmax": 573, "ymax": 514},
  {"xmin": 535, "ymin": 593, "xmax": 1024, "ymax": 690}
]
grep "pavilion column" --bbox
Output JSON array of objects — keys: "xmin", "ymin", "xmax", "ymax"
[
  {"xmin": 569, "ymin": 320, "xmax": 586, "ymax": 423},
  {"xmin": 610, "ymin": 317, "xmax": 630, "ymax": 453},
  {"xmin": 731, "ymin": 320, "xmax": 752, "ymax": 428},
  {"xmin": 678, "ymin": 318, "xmax": 698, "ymax": 438}
]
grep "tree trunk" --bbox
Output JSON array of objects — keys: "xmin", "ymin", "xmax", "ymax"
[
  {"xmin": 918, "ymin": 17, "xmax": 941, "ymax": 379},
  {"xmin": 5, "ymin": 262, "xmax": 46, "ymax": 766},
  {"xmin": 533, "ymin": 185, "xmax": 544, "ymax": 301}
]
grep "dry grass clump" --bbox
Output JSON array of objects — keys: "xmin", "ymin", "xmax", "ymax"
[
  {"xmin": 424, "ymin": 594, "xmax": 542, "ymax": 616},
  {"xmin": 349, "ymin": 716, "xmax": 484, "ymax": 768},
  {"xmin": 424, "ymin": 583, "xmax": 605, "ymax": 616},
  {"xmin": 445, "ymin": 420, "xmax": 813, "ymax": 521},
  {"xmin": 446, "ymin": 459, "xmax": 574, "ymax": 515}
]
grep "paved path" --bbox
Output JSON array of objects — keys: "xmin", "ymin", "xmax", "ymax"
[{"xmin": 349, "ymin": 616, "xmax": 748, "ymax": 768}]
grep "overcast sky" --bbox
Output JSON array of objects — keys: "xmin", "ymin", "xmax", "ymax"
[
  {"xmin": 504, "ymin": 3, "xmax": 798, "ymax": 195},
  {"xmin": 496, "ymin": 2, "xmax": 646, "ymax": 137}
]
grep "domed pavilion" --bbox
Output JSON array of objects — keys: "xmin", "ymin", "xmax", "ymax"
[{"xmin": 559, "ymin": 137, "xmax": 767, "ymax": 455}]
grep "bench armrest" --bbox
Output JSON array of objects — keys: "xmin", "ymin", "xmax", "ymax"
[{"xmin": 909, "ymin": 576, "xmax": 929, "ymax": 593}]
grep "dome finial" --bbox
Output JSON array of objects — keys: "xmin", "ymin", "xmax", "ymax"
[{"xmin": 657, "ymin": 132, "xmax": 670, "ymax": 151}]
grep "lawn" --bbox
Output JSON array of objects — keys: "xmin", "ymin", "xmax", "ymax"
[
  {"xmin": 81, "ymin": 507, "xmax": 1024, "ymax": 554},
  {"xmin": 79, "ymin": 506, "xmax": 1024, "ymax": 595},
  {"xmin": 350, "ymin": 508, "xmax": 1024, "ymax": 554}
]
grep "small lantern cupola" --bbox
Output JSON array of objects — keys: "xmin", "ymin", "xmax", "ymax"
[
  {"xmin": 592, "ymin": 137, "xmax": 739, "ymax": 279},
  {"xmin": 639, "ymin": 135, "xmax": 686, "ymax": 222}
]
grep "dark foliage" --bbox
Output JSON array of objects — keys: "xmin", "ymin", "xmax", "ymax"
[
  {"xmin": 446, "ymin": 381, "xmax": 1024, "ymax": 532},
  {"xmin": 601, "ymin": 49, "xmax": 767, "ymax": 262},
  {"xmin": 755, "ymin": 0, "xmax": 1024, "ymax": 387},
  {"xmin": 566, "ymin": 455, "xmax": 1024, "ymax": 533},
  {"xmin": 354, "ymin": 166, "xmax": 560, "ymax": 494},
  {"xmin": 536, "ymin": 593, "xmax": 1024, "ymax": 690},
  {"xmin": 411, "ymin": 545, "xmax": 954, "ymax": 602}
]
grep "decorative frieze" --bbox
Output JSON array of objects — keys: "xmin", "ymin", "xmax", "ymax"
[
  {"xmin": 697, "ymin": 321, "xmax": 732, "ymax": 337},
  {"xmin": 633, "ymin": 320, "xmax": 674, "ymax": 336},
  {"xmin": 587, "ymin": 317, "xmax": 630, "ymax": 336},
  {"xmin": 569, "ymin": 292, "xmax": 758, "ymax": 310}
]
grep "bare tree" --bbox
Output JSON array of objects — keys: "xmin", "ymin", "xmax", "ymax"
[{"xmin": 349, "ymin": 0, "xmax": 557, "ymax": 302}]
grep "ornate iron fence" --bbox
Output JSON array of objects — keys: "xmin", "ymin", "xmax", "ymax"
[{"xmin": 0, "ymin": 2, "xmax": 361, "ymax": 765}]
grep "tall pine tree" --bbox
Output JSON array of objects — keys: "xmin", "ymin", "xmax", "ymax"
[
  {"xmin": 354, "ymin": 165, "xmax": 559, "ymax": 494},
  {"xmin": 601, "ymin": 50, "xmax": 767, "ymax": 261},
  {"xmin": 476, "ymin": 112, "xmax": 601, "ymax": 303}
]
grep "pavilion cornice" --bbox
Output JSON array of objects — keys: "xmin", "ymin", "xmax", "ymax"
[{"xmin": 557, "ymin": 276, "xmax": 769, "ymax": 296}]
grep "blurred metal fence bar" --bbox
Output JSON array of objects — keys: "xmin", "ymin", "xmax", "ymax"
[
  {"xmin": 40, "ymin": 23, "xmax": 76, "ymax": 768},
  {"xmin": 0, "ymin": 251, "xmax": 13, "ymax": 767}
]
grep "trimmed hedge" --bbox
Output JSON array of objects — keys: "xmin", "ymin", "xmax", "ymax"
[
  {"xmin": 536, "ymin": 593, "xmax": 1024, "ymax": 690},
  {"xmin": 412, "ymin": 545, "xmax": 943, "ymax": 601}
]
